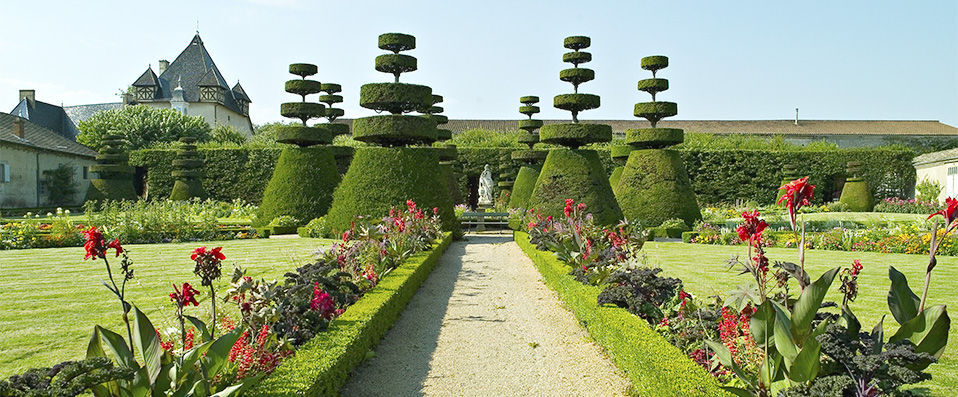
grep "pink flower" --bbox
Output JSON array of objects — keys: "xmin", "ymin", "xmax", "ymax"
[{"xmin": 311, "ymin": 282, "xmax": 336, "ymax": 319}]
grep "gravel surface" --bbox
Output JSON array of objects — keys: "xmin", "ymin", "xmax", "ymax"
[{"xmin": 341, "ymin": 234, "xmax": 630, "ymax": 396}]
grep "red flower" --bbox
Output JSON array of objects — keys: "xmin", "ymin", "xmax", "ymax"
[
  {"xmin": 564, "ymin": 199, "xmax": 574, "ymax": 217},
  {"xmin": 191, "ymin": 246, "xmax": 226, "ymax": 261},
  {"xmin": 82, "ymin": 226, "xmax": 105, "ymax": 260},
  {"xmin": 106, "ymin": 238, "xmax": 123, "ymax": 257},
  {"xmin": 928, "ymin": 197, "xmax": 958, "ymax": 229},
  {"xmin": 851, "ymin": 259, "xmax": 863, "ymax": 276},
  {"xmin": 170, "ymin": 283, "xmax": 200, "ymax": 307},
  {"xmin": 311, "ymin": 282, "xmax": 336, "ymax": 319},
  {"xmin": 341, "ymin": 230, "xmax": 351, "ymax": 243},
  {"xmin": 777, "ymin": 176, "xmax": 815, "ymax": 229},
  {"xmin": 576, "ymin": 202, "xmax": 587, "ymax": 211},
  {"xmin": 735, "ymin": 210, "xmax": 768, "ymax": 247},
  {"xmin": 433, "ymin": 207, "xmax": 439, "ymax": 215},
  {"xmin": 406, "ymin": 199, "xmax": 417, "ymax": 214}
]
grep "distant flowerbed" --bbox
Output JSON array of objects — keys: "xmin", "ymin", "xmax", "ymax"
[{"xmin": 0, "ymin": 199, "xmax": 260, "ymax": 250}]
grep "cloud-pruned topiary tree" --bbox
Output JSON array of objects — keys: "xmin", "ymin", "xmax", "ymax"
[
  {"xmin": 527, "ymin": 36, "xmax": 622, "ymax": 225},
  {"xmin": 428, "ymin": 94, "xmax": 464, "ymax": 205},
  {"xmin": 839, "ymin": 161, "xmax": 874, "ymax": 211},
  {"xmin": 615, "ymin": 55, "xmax": 701, "ymax": 228},
  {"xmin": 498, "ymin": 149, "xmax": 515, "ymax": 204},
  {"xmin": 508, "ymin": 96, "xmax": 548, "ymax": 211},
  {"xmin": 608, "ymin": 144, "xmax": 631, "ymax": 189},
  {"xmin": 85, "ymin": 133, "xmax": 137, "ymax": 202},
  {"xmin": 168, "ymin": 137, "xmax": 205, "ymax": 200},
  {"xmin": 325, "ymin": 33, "xmax": 458, "ymax": 234},
  {"xmin": 256, "ymin": 63, "xmax": 342, "ymax": 227}
]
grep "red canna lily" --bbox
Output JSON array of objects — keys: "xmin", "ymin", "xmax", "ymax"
[
  {"xmin": 736, "ymin": 210, "xmax": 768, "ymax": 247},
  {"xmin": 106, "ymin": 239, "xmax": 123, "ymax": 257},
  {"xmin": 82, "ymin": 226, "xmax": 105, "ymax": 260},
  {"xmin": 777, "ymin": 176, "xmax": 815, "ymax": 230},
  {"xmin": 928, "ymin": 197, "xmax": 957, "ymax": 231}
]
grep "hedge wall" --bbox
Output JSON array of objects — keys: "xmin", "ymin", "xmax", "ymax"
[
  {"xmin": 515, "ymin": 232, "xmax": 729, "ymax": 396},
  {"xmin": 131, "ymin": 146, "xmax": 914, "ymax": 206},
  {"xmin": 251, "ymin": 232, "xmax": 452, "ymax": 396}
]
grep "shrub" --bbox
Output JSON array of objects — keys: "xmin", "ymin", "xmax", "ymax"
[
  {"xmin": 77, "ymin": 105, "xmax": 211, "ymax": 151},
  {"xmin": 298, "ymin": 217, "xmax": 329, "ymax": 238},
  {"xmin": 616, "ymin": 55, "xmax": 701, "ymax": 228},
  {"xmin": 210, "ymin": 124, "xmax": 247, "ymax": 145},
  {"xmin": 839, "ymin": 161, "xmax": 874, "ymax": 211},
  {"xmin": 41, "ymin": 164, "xmax": 77, "ymax": 206},
  {"xmin": 447, "ymin": 128, "xmax": 524, "ymax": 148},
  {"xmin": 169, "ymin": 137, "xmax": 206, "ymax": 201},
  {"xmin": 915, "ymin": 177, "xmax": 943, "ymax": 202},
  {"xmin": 85, "ymin": 134, "xmax": 137, "ymax": 202}
]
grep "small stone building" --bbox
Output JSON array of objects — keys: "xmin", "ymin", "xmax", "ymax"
[
  {"xmin": 914, "ymin": 148, "xmax": 958, "ymax": 201},
  {"xmin": 0, "ymin": 113, "xmax": 97, "ymax": 208}
]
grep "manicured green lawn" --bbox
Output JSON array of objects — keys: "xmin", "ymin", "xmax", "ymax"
[
  {"xmin": 0, "ymin": 237, "xmax": 334, "ymax": 377},
  {"xmin": 799, "ymin": 211, "xmax": 925, "ymax": 223},
  {"xmin": 642, "ymin": 241, "xmax": 957, "ymax": 396}
]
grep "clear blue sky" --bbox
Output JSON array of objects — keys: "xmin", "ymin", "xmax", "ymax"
[{"xmin": 1, "ymin": 0, "xmax": 955, "ymax": 126}]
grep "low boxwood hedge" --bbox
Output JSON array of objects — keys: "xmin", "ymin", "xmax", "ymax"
[
  {"xmin": 514, "ymin": 232, "xmax": 729, "ymax": 397},
  {"xmin": 251, "ymin": 232, "xmax": 453, "ymax": 396}
]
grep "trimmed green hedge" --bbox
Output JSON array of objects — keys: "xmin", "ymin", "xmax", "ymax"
[
  {"xmin": 520, "ymin": 95, "xmax": 540, "ymax": 104},
  {"xmin": 636, "ymin": 78, "xmax": 669, "ymax": 95},
  {"xmin": 641, "ymin": 55, "xmax": 669, "ymax": 72},
  {"xmin": 562, "ymin": 51, "xmax": 592, "ymax": 65},
  {"xmin": 839, "ymin": 178, "xmax": 874, "ymax": 211},
  {"xmin": 289, "ymin": 63, "xmax": 318, "ymax": 77},
  {"xmin": 375, "ymin": 54, "xmax": 417, "ymax": 76},
  {"xmin": 633, "ymin": 102, "xmax": 677, "ymax": 122},
  {"xmin": 379, "ymin": 32, "xmax": 416, "ymax": 53},
  {"xmin": 280, "ymin": 102, "xmax": 325, "ymax": 121},
  {"xmin": 285, "ymin": 80, "xmax": 323, "ymax": 97},
  {"xmin": 509, "ymin": 164, "xmax": 542, "ymax": 210},
  {"xmin": 256, "ymin": 146, "xmax": 341, "ymax": 226},
  {"xmin": 615, "ymin": 148, "xmax": 701, "ymax": 227},
  {"xmin": 359, "ymin": 83, "xmax": 432, "ymax": 114},
  {"xmin": 325, "ymin": 147, "xmax": 459, "ymax": 234},
  {"xmin": 626, "ymin": 128, "xmax": 684, "ymax": 148},
  {"xmin": 563, "ymin": 35, "xmax": 591, "ymax": 50},
  {"xmin": 554, "ymin": 93, "xmax": 600, "ymax": 113},
  {"xmin": 251, "ymin": 232, "xmax": 453, "ymax": 396},
  {"xmin": 528, "ymin": 148, "xmax": 622, "ymax": 225},
  {"xmin": 275, "ymin": 125, "xmax": 335, "ymax": 146},
  {"xmin": 352, "ymin": 114, "xmax": 436, "ymax": 145},
  {"xmin": 539, "ymin": 123, "xmax": 612, "ymax": 148},
  {"xmin": 514, "ymin": 232, "xmax": 729, "ymax": 397},
  {"xmin": 559, "ymin": 68, "xmax": 595, "ymax": 85}
]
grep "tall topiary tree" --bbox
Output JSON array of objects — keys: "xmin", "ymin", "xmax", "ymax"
[
  {"xmin": 508, "ymin": 96, "xmax": 548, "ymax": 210},
  {"xmin": 427, "ymin": 94, "xmax": 463, "ymax": 205},
  {"xmin": 497, "ymin": 150, "xmax": 515, "ymax": 204},
  {"xmin": 527, "ymin": 36, "xmax": 622, "ymax": 225},
  {"xmin": 168, "ymin": 137, "xmax": 205, "ymax": 200},
  {"xmin": 85, "ymin": 132, "xmax": 137, "ymax": 202},
  {"xmin": 325, "ymin": 33, "xmax": 458, "ymax": 234},
  {"xmin": 615, "ymin": 55, "xmax": 701, "ymax": 227},
  {"xmin": 608, "ymin": 144, "xmax": 631, "ymax": 189},
  {"xmin": 256, "ymin": 63, "xmax": 342, "ymax": 227},
  {"xmin": 839, "ymin": 161, "xmax": 874, "ymax": 211}
]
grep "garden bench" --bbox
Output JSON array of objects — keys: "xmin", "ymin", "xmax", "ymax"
[{"xmin": 459, "ymin": 211, "xmax": 510, "ymax": 231}]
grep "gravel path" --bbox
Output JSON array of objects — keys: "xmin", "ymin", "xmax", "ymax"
[{"xmin": 341, "ymin": 234, "xmax": 630, "ymax": 396}]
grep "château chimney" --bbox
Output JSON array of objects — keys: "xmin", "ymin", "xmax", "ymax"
[
  {"xmin": 13, "ymin": 117, "xmax": 25, "ymax": 138},
  {"xmin": 19, "ymin": 89, "xmax": 35, "ymax": 104},
  {"xmin": 794, "ymin": 108, "xmax": 799, "ymax": 126},
  {"xmin": 158, "ymin": 60, "xmax": 169, "ymax": 75}
]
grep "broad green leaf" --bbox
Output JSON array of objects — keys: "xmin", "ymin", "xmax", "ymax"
[
  {"xmin": 719, "ymin": 386, "xmax": 753, "ymax": 397},
  {"xmin": 773, "ymin": 304, "xmax": 799, "ymax": 363},
  {"xmin": 871, "ymin": 316, "xmax": 885, "ymax": 355},
  {"xmin": 131, "ymin": 306, "xmax": 164, "ymax": 385},
  {"xmin": 180, "ymin": 340, "xmax": 214, "ymax": 374},
  {"xmin": 750, "ymin": 300, "xmax": 776, "ymax": 348},
  {"xmin": 185, "ymin": 315, "xmax": 212, "ymax": 343},
  {"xmin": 130, "ymin": 366, "xmax": 152, "ymax": 397},
  {"xmin": 887, "ymin": 266, "xmax": 920, "ymax": 325},
  {"xmin": 841, "ymin": 305, "xmax": 861, "ymax": 337},
  {"xmin": 790, "ymin": 268, "xmax": 839, "ymax": 342},
  {"xmin": 788, "ymin": 337, "xmax": 821, "ymax": 382},
  {"xmin": 759, "ymin": 352, "xmax": 782, "ymax": 389},
  {"xmin": 890, "ymin": 305, "xmax": 951, "ymax": 360},
  {"xmin": 705, "ymin": 340, "xmax": 756, "ymax": 389},
  {"xmin": 95, "ymin": 325, "xmax": 137, "ymax": 369},
  {"xmin": 203, "ymin": 326, "xmax": 244, "ymax": 377},
  {"xmin": 87, "ymin": 326, "xmax": 107, "ymax": 359}
]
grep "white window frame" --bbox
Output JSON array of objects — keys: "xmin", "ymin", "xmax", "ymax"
[
  {"xmin": 947, "ymin": 166, "xmax": 958, "ymax": 198},
  {"xmin": 0, "ymin": 163, "xmax": 9, "ymax": 183}
]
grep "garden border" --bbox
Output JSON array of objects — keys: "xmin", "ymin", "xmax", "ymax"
[
  {"xmin": 514, "ymin": 231, "xmax": 730, "ymax": 397},
  {"xmin": 251, "ymin": 231, "xmax": 453, "ymax": 396}
]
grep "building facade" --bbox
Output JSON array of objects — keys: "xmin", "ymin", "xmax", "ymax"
[
  {"xmin": 914, "ymin": 148, "xmax": 958, "ymax": 201},
  {"xmin": 129, "ymin": 34, "xmax": 253, "ymax": 135},
  {"xmin": 0, "ymin": 113, "xmax": 97, "ymax": 208}
]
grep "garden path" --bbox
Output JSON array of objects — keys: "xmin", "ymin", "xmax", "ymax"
[{"xmin": 341, "ymin": 234, "xmax": 630, "ymax": 396}]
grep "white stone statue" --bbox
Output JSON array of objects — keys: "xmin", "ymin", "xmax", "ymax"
[{"xmin": 478, "ymin": 164, "xmax": 494, "ymax": 206}]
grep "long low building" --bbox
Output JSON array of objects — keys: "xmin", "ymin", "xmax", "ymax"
[
  {"xmin": 0, "ymin": 112, "xmax": 96, "ymax": 208},
  {"xmin": 415, "ymin": 119, "xmax": 956, "ymax": 148},
  {"xmin": 914, "ymin": 148, "xmax": 958, "ymax": 201}
]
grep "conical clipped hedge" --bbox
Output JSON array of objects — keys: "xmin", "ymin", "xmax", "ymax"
[
  {"xmin": 169, "ymin": 137, "xmax": 205, "ymax": 200},
  {"xmin": 325, "ymin": 33, "xmax": 458, "ymax": 234},
  {"xmin": 839, "ymin": 161, "xmax": 874, "ymax": 211},
  {"xmin": 85, "ymin": 133, "xmax": 137, "ymax": 202},
  {"xmin": 256, "ymin": 63, "xmax": 342, "ymax": 227},
  {"xmin": 528, "ymin": 36, "xmax": 622, "ymax": 225},
  {"xmin": 427, "ymin": 94, "xmax": 463, "ymax": 205},
  {"xmin": 608, "ymin": 144, "xmax": 631, "ymax": 189},
  {"xmin": 509, "ymin": 96, "xmax": 547, "ymax": 210},
  {"xmin": 615, "ymin": 55, "xmax": 701, "ymax": 228}
]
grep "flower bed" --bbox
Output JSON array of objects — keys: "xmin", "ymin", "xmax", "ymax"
[{"xmin": 515, "ymin": 231, "xmax": 728, "ymax": 396}]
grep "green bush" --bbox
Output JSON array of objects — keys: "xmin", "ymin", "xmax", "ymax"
[
  {"xmin": 358, "ymin": 83, "xmax": 432, "ymax": 115},
  {"xmin": 447, "ymin": 129, "xmax": 523, "ymax": 148},
  {"xmin": 626, "ymin": 128, "xmax": 684, "ymax": 149},
  {"xmin": 86, "ymin": 135, "xmax": 137, "ymax": 202},
  {"xmin": 508, "ymin": 164, "xmax": 542, "ymax": 210},
  {"xmin": 514, "ymin": 232, "xmax": 728, "ymax": 396},
  {"xmin": 352, "ymin": 115, "xmax": 435, "ymax": 145},
  {"xmin": 609, "ymin": 166, "xmax": 624, "ymax": 189},
  {"xmin": 255, "ymin": 147, "xmax": 341, "ymax": 226},
  {"xmin": 539, "ymin": 123, "xmax": 612, "ymax": 148},
  {"xmin": 298, "ymin": 216, "xmax": 329, "ymax": 238},
  {"xmin": 528, "ymin": 148, "xmax": 622, "ymax": 225},
  {"xmin": 77, "ymin": 105, "xmax": 211, "ymax": 151},
  {"xmin": 210, "ymin": 124, "xmax": 247, "ymax": 145},
  {"xmin": 169, "ymin": 137, "xmax": 206, "ymax": 201},
  {"xmin": 839, "ymin": 178, "xmax": 874, "ymax": 212},
  {"xmin": 252, "ymin": 233, "xmax": 452, "ymax": 396},
  {"xmin": 916, "ymin": 178, "xmax": 943, "ymax": 202},
  {"xmin": 40, "ymin": 164, "xmax": 77, "ymax": 206},
  {"xmin": 615, "ymin": 149, "xmax": 701, "ymax": 227},
  {"xmin": 325, "ymin": 147, "xmax": 458, "ymax": 234}
]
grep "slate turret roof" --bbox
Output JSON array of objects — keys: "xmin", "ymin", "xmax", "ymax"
[{"xmin": 131, "ymin": 34, "xmax": 250, "ymax": 114}]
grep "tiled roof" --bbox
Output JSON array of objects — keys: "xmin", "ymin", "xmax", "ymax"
[
  {"xmin": 0, "ymin": 112, "xmax": 97, "ymax": 158},
  {"xmin": 133, "ymin": 67, "xmax": 160, "ymax": 87},
  {"xmin": 428, "ymin": 119, "xmax": 958, "ymax": 136},
  {"xmin": 913, "ymin": 148, "xmax": 958, "ymax": 166},
  {"xmin": 231, "ymin": 82, "xmax": 250, "ymax": 102},
  {"xmin": 134, "ymin": 34, "xmax": 247, "ymax": 114},
  {"xmin": 9, "ymin": 99, "xmax": 81, "ymax": 140},
  {"xmin": 62, "ymin": 102, "xmax": 123, "ymax": 126}
]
